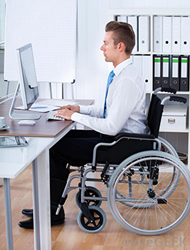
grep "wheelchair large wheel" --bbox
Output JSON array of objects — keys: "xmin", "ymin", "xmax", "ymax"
[
  {"xmin": 158, "ymin": 136, "xmax": 178, "ymax": 157},
  {"xmin": 121, "ymin": 137, "xmax": 180, "ymax": 203},
  {"xmin": 156, "ymin": 136, "xmax": 180, "ymax": 198},
  {"xmin": 108, "ymin": 151, "xmax": 190, "ymax": 235},
  {"xmin": 77, "ymin": 206, "xmax": 106, "ymax": 233},
  {"xmin": 115, "ymin": 139, "xmax": 180, "ymax": 207},
  {"xmin": 76, "ymin": 186, "xmax": 102, "ymax": 207}
]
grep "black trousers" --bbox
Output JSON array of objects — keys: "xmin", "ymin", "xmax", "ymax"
[
  {"xmin": 49, "ymin": 130, "xmax": 115, "ymax": 205},
  {"xmin": 50, "ymin": 130, "xmax": 116, "ymax": 181},
  {"xmin": 49, "ymin": 129, "xmax": 153, "ymax": 206}
]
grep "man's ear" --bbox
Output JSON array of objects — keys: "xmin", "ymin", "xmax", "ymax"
[{"xmin": 117, "ymin": 42, "xmax": 126, "ymax": 52}]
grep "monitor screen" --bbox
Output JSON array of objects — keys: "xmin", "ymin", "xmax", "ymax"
[{"xmin": 17, "ymin": 43, "xmax": 39, "ymax": 109}]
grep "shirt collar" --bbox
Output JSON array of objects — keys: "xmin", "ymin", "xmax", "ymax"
[{"xmin": 113, "ymin": 57, "xmax": 132, "ymax": 76}]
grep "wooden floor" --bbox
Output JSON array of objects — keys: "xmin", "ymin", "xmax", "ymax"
[{"xmin": 1, "ymin": 165, "xmax": 190, "ymax": 250}]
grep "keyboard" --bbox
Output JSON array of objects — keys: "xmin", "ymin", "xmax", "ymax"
[{"xmin": 46, "ymin": 110, "xmax": 65, "ymax": 121}]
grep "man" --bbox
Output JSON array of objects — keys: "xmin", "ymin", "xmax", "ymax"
[{"xmin": 19, "ymin": 21, "xmax": 149, "ymax": 229}]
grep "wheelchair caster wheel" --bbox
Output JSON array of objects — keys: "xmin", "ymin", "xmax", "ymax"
[
  {"xmin": 77, "ymin": 205, "xmax": 106, "ymax": 233},
  {"xmin": 76, "ymin": 186, "xmax": 102, "ymax": 207}
]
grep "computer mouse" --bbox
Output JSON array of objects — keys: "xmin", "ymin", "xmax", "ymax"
[{"xmin": 18, "ymin": 120, "xmax": 36, "ymax": 125}]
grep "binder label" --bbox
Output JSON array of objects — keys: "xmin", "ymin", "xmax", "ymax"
[
  {"xmin": 154, "ymin": 57, "xmax": 161, "ymax": 77},
  {"xmin": 172, "ymin": 58, "xmax": 179, "ymax": 78},
  {"xmin": 181, "ymin": 58, "xmax": 187, "ymax": 77},
  {"xmin": 163, "ymin": 58, "xmax": 169, "ymax": 77}
]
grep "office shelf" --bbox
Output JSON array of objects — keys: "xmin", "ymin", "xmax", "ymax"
[{"xmin": 109, "ymin": 9, "xmax": 190, "ymax": 161}]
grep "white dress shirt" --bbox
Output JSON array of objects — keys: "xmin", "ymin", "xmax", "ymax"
[{"xmin": 71, "ymin": 58, "xmax": 150, "ymax": 136}]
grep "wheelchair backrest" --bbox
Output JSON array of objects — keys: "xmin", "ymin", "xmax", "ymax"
[{"xmin": 147, "ymin": 94, "xmax": 164, "ymax": 138}]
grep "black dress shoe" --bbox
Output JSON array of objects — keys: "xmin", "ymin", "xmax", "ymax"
[
  {"xmin": 18, "ymin": 218, "xmax": 34, "ymax": 229},
  {"xmin": 22, "ymin": 209, "xmax": 33, "ymax": 217},
  {"xmin": 19, "ymin": 208, "xmax": 65, "ymax": 229}
]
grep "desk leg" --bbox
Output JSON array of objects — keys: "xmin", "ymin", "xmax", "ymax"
[
  {"xmin": 3, "ymin": 178, "xmax": 13, "ymax": 250},
  {"xmin": 37, "ymin": 148, "xmax": 51, "ymax": 250},
  {"xmin": 32, "ymin": 159, "xmax": 41, "ymax": 250}
]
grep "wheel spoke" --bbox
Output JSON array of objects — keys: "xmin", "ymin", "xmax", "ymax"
[{"xmin": 108, "ymin": 152, "xmax": 190, "ymax": 235}]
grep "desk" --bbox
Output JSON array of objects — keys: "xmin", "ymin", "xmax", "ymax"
[
  {"xmin": 0, "ymin": 99, "xmax": 93, "ymax": 250},
  {"xmin": 0, "ymin": 99, "xmax": 92, "ymax": 137}
]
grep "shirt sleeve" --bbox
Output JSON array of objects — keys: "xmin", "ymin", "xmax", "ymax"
[
  {"xmin": 79, "ymin": 104, "xmax": 103, "ymax": 118},
  {"xmin": 72, "ymin": 79, "xmax": 142, "ymax": 135}
]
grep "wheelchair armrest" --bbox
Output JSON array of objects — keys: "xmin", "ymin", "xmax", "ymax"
[
  {"xmin": 114, "ymin": 132, "xmax": 155, "ymax": 140},
  {"xmin": 92, "ymin": 132, "xmax": 156, "ymax": 167}
]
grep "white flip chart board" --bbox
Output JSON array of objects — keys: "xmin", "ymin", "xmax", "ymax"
[{"xmin": 4, "ymin": 0, "xmax": 77, "ymax": 83}]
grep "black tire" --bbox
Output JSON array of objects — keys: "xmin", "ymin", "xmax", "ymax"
[
  {"xmin": 77, "ymin": 206, "xmax": 106, "ymax": 233},
  {"xmin": 76, "ymin": 186, "xmax": 102, "ymax": 207}
]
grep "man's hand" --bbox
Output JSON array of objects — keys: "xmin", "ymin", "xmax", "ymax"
[
  {"xmin": 54, "ymin": 105, "xmax": 79, "ymax": 120},
  {"xmin": 54, "ymin": 108, "xmax": 74, "ymax": 120},
  {"xmin": 59, "ymin": 105, "xmax": 80, "ymax": 112}
]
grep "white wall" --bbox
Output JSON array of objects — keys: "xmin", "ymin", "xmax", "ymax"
[
  {"xmin": 75, "ymin": 0, "xmax": 111, "ymax": 106},
  {"xmin": 0, "ymin": 0, "xmax": 5, "ymax": 42},
  {"xmin": 2, "ymin": 0, "xmax": 190, "ymax": 102}
]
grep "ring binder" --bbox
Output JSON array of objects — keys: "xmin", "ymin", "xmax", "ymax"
[
  {"xmin": 138, "ymin": 16, "xmax": 150, "ymax": 52},
  {"xmin": 142, "ymin": 55, "xmax": 152, "ymax": 92},
  {"xmin": 163, "ymin": 16, "xmax": 172, "ymax": 53},
  {"xmin": 128, "ymin": 16, "xmax": 138, "ymax": 52},
  {"xmin": 153, "ymin": 16, "xmax": 163, "ymax": 52},
  {"xmin": 172, "ymin": 16, "xmax": 181, "ymax": 53},
  {"xmin": 162, "ymin": 55, "xmax": 170, "ymax": 88},
  {"xmin": 153, "ymin": 55, "xmax": 162, "ymax": 90},
  {"xmin": 180, "ymin": 55, "xmax": 189, "ymax": 91},
  {"xmin": 117, "ymin": 15, "xmax": 127, "ymax": 22},
  {"xmin": 181, "ymin": 16, "xmax": 190, "ymax": 53},
  {"xmin": 171, "ymin": 55, "xmax": 180, "ymax": 91}
]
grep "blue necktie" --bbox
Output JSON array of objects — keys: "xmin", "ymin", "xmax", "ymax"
[{"xmin": 103, "ymin": 70, "xmax": 115, "ymax": 118}]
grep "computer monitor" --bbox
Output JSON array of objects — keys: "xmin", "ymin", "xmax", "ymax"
[{"xmin": 9, "ymin": 44, "xmax": 41, "ymax": 119}]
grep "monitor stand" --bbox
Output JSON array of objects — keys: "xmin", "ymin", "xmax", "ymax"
[{"xmin": 9, "ymin": 83, "xmax": 41, "ymax": 120}]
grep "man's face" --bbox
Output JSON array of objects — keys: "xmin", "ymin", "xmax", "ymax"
[{"xmin": 100, "ymin": 31, "xmax": 119, "ymax": 66}]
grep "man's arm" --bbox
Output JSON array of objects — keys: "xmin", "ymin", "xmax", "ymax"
[
  {"xmin": 55, "ymin": 103, "xmax": 104, "ymax": 119},
  {"xmin": 55, "ymin": 78, "xmax": 143, "ymax": 135},
  {"xmin": 59, "ymin": 105, "xmax": 80, "ymax": 112}
]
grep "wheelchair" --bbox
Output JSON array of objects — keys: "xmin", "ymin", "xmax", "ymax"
[{"xmin": 56, "ymin": 87, "xmax": 190, "ymax": 235}]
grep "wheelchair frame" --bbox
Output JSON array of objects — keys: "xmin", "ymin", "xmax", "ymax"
[{"xmin": 56, "ymin": 88, "xmax": 190, "ymax": 235}]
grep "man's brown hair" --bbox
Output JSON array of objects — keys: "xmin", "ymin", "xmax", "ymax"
[{"xmin": 105, "ymin": 21, "xmax": 135, "ymax": 55}]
